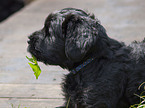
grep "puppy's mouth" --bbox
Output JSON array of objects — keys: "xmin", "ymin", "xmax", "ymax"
[{"xmin": 27, "ymin": 35, "xmax": 55, "ymax": 64}]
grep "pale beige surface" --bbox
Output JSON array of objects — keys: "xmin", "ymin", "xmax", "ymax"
[
  {"xmin": 0, "ymin": 0, "xmax": 145, "ymax": 107},
  {"xmin": 0, "ymin": 84, "xmax": 63, "ymax": 108}
]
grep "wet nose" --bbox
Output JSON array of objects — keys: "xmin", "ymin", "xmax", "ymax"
[
  {"xmin": 27, "ymin": 32, "xmax": 39, "ymax": 44},
  {"xmin": 27, "ymin": 38, "xmax": 31, "ymax": 44},
  {"xmin": 27, "ymin": 35, "xmax": 33, "ymax": 44}
]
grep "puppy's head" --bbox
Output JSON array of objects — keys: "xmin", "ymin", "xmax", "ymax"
[{"xmin": 27, "ymin": 8, "xmax": 107, "ymax": 69}]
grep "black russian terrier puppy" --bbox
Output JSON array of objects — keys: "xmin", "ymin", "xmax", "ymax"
[{"xmin": 27, "ymin": 8, "xmax": 145, "ymax": 108}]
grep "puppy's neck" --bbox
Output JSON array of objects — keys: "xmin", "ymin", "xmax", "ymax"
[{"xmin": 70, "ymin": 57, "xmax": 96, "ymax": 74}]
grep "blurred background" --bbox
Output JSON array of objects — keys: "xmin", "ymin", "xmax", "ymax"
[
  {"xmin": 0, "ymin": 0, "xmax": 33, "ymax": 22},
  {"xmin": 0, "ymin": 0, "xmax": 145, "ymax": 108}
]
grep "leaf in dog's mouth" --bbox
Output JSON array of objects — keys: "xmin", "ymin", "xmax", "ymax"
[{"xmin": 26, "ymin": 55, "xmax": 41, "ymax": 79}]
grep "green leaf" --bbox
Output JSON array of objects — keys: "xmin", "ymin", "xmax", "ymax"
[
  {"xmin": 26, "ymin": 56, "xmax": 35, "ymax": 63},
  {"xmin": 32, "ymin": 55, "xmax": 38, "ymax": 64},
  {"xmin": 28, "ymin": 63, "xmax": 41, "ymax": 79},
  {"xmin": 26, "ymin": 56, "xmax": 41, "ymax": 79}
]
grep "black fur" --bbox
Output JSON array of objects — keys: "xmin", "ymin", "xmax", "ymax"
[{"xmin": 27, "ymin": 8, "xmax": 145, "ymax": 108}]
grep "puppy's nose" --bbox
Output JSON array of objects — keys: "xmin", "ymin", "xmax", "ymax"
[
  {"xmin": 27, "ymin": 35, "xmax": 32, "ymax": 44},
  {"xmin": 27, "ymin": 39, "xmax": 31, "ymax": 44},
  {"xmin": 27, "ymin": 30, "xmax": 43, "ymax": 45}
]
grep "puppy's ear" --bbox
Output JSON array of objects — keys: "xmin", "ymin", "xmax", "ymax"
[{"xmin": 62, "ymin": 14, "xmax": 98, "ymax": 62}]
